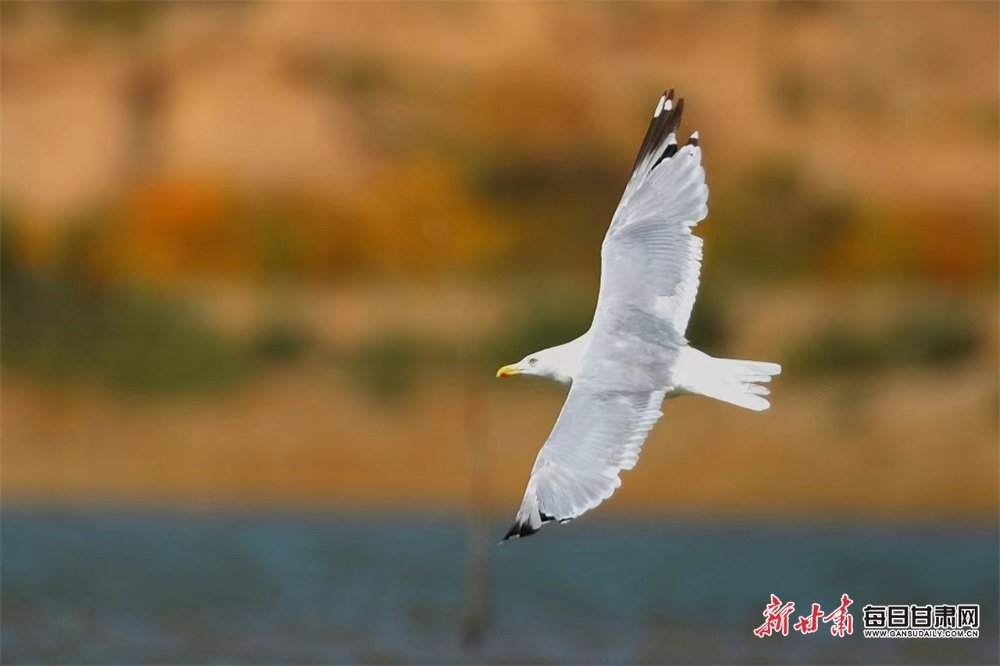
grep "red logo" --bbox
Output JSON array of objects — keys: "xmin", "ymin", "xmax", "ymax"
[
  {"xmin": 755, "ymin": 594, "xmax": 854, "ymax": 638},
  {"xmin": 754, "ymin": 594, "xmax": 796, "ymax": 637},
  {"xmin": 823, "ymin": 594, "xmax": 855, "ymax": 637},
  {"xmin": 793, "ymin": 603, "xmax": 823, "ymax": 635}
]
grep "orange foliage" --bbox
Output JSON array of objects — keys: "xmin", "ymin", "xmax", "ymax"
[
  {"xmin": 825, "ymin": 204, "xmax": 997, "ymax": 284},
  {"xmin": 348, "ymin": 158, "xmax": 509, "ymax": 275},
  {"xmin": 6, "ymin": 215, "xmax": 61, "ymax": 271},
  {"xmin": 101, "ymin": 179, "xmax": 247, "ymax": 283},
  {"xmin": 77, "ymin": 164, "xmax": 507, "ymax": 283}
]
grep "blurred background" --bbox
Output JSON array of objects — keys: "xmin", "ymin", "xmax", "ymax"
[{"xmin": 2, "ymin": 2, "xmax": 997, "ymax": 664}]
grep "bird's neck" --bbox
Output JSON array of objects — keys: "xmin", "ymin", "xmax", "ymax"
[{"xmin": 546, "ymin": 332, "xmax": 590, "ymax": 384}]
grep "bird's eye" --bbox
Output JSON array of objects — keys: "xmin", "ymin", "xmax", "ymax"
[{"xmin": 528, "ymin": 358, "xmax": 538, "ymax": 367}]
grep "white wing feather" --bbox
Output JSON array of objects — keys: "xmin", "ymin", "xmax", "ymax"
[
  {"xmin": 503, "ymin": 386, "xmax": 666, "ymax": 539},
  {"xmin": 605, "ymin": 138, "xmax": 708, "ymax": 336}
]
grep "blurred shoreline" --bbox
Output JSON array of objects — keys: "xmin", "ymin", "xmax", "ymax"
[{"xmin": 4, "ymin": 281, "xmax": 997, "ymax": 522}]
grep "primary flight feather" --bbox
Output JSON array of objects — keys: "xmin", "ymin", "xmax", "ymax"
[{"xmin": 496, "ymin": 90, "xmax": 781, "ymax": 541}]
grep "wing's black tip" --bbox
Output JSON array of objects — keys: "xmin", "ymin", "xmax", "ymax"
[
  {"xmin": 500, "ymin": 519, "xmax": 537, "ymax": 542},
  {"xmin": 499, "ymin": 511, "xmax": 558, "ymax": 543},
  {"xmin": 631, "ymin": 90, "xmax": 686, "ymax": 176}
]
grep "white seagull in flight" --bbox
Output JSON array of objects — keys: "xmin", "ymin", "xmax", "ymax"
[{"xmin": 495, "ymin": 90, "xmax": 781, "ymax": 541}]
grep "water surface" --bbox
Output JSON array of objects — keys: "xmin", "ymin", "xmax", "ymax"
[{"xmin": 3, "ymin": 509, "xmax": 996, "ymax": 664}]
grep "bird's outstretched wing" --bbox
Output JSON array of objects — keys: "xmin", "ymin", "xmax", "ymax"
[
  {"xmin": 502, "ymin": 91, "xmax": 709, "ymax": 540},
  {"xmin": 601, "ymin": 89, "xmax": 708, "ymax": 337},
  {"xmin": 502, "ymin": 302, "xmax": 683, "ymax": 540},
  {"xmin": 502, "ymin": 383, "xmax": 667, "ymax": 540}
]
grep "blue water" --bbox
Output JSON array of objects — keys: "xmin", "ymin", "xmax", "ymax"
[{"xmin": 2, "ymin": 509, "xmax": 997, "ymax": 664}]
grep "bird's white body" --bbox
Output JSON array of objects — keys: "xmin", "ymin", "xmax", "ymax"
[
  {"xmin": 506, "ymin": 337, "xmax": 779, "ymax": 412},
  {"xmin": 496, "ymin": 90, "xmax": 781, "ymax": 540}
]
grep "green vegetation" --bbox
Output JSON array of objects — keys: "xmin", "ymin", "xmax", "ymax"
[
  {"xmin": 713, "ymin": 160, "xmax": 861, "ymax": 279},
  {"xmin": 338, "ymin": 288, "xmax": 595, "ymax": 402},
  {"xmin": 1, "ymin": 218, "xmax": 243, "ymax": 394},
  {"xmin": 51, "ymin": 0, "xmax": 167, "ymax": 37},
  {"xmin": 788, "ymin": 304, "xmax": 982, "ymax": 377},
  {"xmin": 2, "ymin": 272, "xmax": 249, "ymax": 395},
  {"xmin": 339, "ymin": 336, "xmax": 449, "ymax": 402},
  {"xmin": 249, "ymin": 317, "xmax": 315, "ymax": 365},
  {"xmin": 890, "ymin": 307, "xmax": 982, "ymax": 368}
]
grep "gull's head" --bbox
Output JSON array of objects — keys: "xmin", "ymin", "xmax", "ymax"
[
  {"xmin": 496, "ymin": 336, "xmax": 588, "ymax": 386},
  {"xmin": 496, "ymin": 352, "xmax": 546, "ymax": 380}
]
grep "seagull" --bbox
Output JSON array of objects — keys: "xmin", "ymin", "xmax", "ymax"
[{"xmin": 495, "ymin": 90, "xmax": 781, "ymax": 541}]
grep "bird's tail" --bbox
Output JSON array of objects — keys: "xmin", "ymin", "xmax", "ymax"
[{"xmin": 675, "ymin": 347, "xmax": 781, "ymax": 411}]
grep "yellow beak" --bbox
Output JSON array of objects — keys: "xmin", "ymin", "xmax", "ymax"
[{"xmin": 496, "ymin": 364, "xmax": 521, "ymax": 379}]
